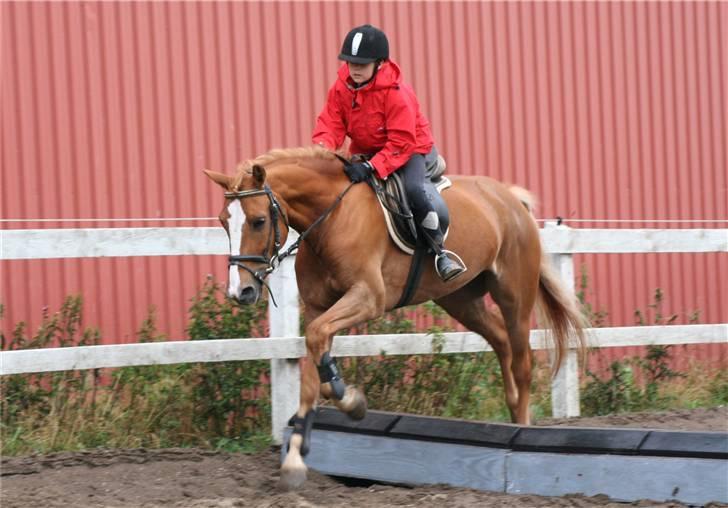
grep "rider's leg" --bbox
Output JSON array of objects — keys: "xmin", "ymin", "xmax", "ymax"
[{"xmin": 400, "ymin": 152, "xmax": 465, "ymax": 282}]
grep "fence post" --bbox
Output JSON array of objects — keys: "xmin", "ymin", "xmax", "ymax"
[
  {"xmin": 545, "ymin": 221, "xmax": 581, "ymax": 418},
  {"xmin": 268, "ymin": 246, "xmax": 301, "ymax": 445}
]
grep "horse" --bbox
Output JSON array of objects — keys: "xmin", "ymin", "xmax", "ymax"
[{"xmin": 204, "ymin": 145, "xmax": 586, "ymax": 490}]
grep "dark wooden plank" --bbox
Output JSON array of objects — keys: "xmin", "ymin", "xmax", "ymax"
[
  {"xmin": 507, "ymin": 451, "xmax": 728, "ymax": 505},
  {"xmin": 389, "ymin": 414, "xmax": 520, "ymax": 448},
  {"xmin": 287, "ymin": 407, "xmax": 401, "ymax": 435},
  {"xmin": 639, "ymin": 431, "xmax": 728, "ymax": 459},
  {"xmin": 286, "ymin": 429, "xmax": 507, "ymax": 493},
  {"xmin": 282, "ymin": 428, "xmax": 728, "ymax": 506},
  {"xmin": 512, "ymin": 427, "xmax": 648, "ymax": 454}
]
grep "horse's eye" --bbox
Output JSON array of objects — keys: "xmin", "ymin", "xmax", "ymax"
[{"xmin": 252, "ymin": 217, "xmax": 266, "ymax": 230}]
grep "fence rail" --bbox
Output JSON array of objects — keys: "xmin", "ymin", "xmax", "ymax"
[
  {"xmin": 2, "ymin": 324, "xmax": 725, "ymax": 376},
  {"xmin": 2, "ymin": 226, "xmax": 726, "ymax": 259},
  {"xmin": 1, "ymin": 225, "xmax": 726, "ymax": 443}
]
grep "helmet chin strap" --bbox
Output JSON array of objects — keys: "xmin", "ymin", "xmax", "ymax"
[{"xmin": 352, "ymin": 60, "xmax": 383, "ymax": 89}]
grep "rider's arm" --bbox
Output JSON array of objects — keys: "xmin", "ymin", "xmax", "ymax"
[
  {"xmin": 312, "ymin": 84, "xmax": 347, "ymax": 150},
  {"xmin": 369, "ymin": 87, "xmax": 417, "ymax": 179}
]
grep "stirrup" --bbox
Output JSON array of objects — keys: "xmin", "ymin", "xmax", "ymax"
[{"xmin": 435, "ymin": 250, "xmax": 467, "ymax": 281}]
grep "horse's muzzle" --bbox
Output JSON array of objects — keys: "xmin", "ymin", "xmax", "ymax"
[{"xmin": 229, "ymin": 284, "xmax": 260, "ymax": 305}]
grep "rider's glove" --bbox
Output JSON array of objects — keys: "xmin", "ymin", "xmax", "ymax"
[{"xmin": 344, "ymin": 161, "xmax": 373, "ymax": 183}]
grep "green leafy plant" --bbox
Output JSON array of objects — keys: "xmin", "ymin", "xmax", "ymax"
[
  {"xmin": 185, "ymin": 276, "xmax": 270, "ymax": 440},
  {"xmin": 1, "ymin": 296, "xmax": 102, "ymax": 454},
  {"xmin": 576, "ymin": 264, "xmax": 608, "ymax": 327},
  {"xmin": 581, "ymin": 289, "xmax": 689, "ymax": 416},
  {"xmin": 338, "ymin": 309, "xmax": 553, "ymax": 422},
  {"xmin": 0, "ymin": 278, "xmax": 271, "ymax": 455},
  {"xmin": 582, "ymin": 361, "xmax": 643, "ymax": 415},
  {"xmin": 707, "ymin": 370, "xmax": 728, "ymax": 405}
]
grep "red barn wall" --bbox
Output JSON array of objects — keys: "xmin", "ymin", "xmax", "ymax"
[{"xmin": 2, "ymin": 2, "xmax": 725, "ymax": 367}]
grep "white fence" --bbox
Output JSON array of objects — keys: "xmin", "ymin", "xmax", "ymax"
[{"xmin": 1, "ymin": 225, "xmax": 726, "ymax": 443}]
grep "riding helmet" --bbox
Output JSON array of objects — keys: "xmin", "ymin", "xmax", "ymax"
[{"xmin": 338, "ymin": 24, "xmax": 389, "ymax": 64}]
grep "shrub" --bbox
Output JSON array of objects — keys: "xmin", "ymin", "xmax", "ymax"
[
  {"xmin": 0, "ymin": 277, "xmax": 270, "ymax": 455},
  {"xmin": 581, "ymin": 289, "xmax": 689, "ymax": 416}
]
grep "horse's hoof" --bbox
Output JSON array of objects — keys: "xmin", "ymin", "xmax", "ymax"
[
  {"xmin": 345, "ymin": 387, "xmax": 367, "ymax": 421},
  {"xmin": 278, "ymin": 465, "xmax": 307, "ymax": 491}
]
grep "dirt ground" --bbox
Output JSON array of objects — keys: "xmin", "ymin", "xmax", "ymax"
[
  {"xmin": 2, "ymin": 407, "xmax": 726, "ymax": 508},
  {"xmin": 536, "ymin": 406, "xmax": 727, "ymax": 432}
]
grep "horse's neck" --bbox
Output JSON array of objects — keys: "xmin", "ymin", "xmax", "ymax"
[{"xmin": 267, "ymin": 160, "xmax": 346, "ymax": 234}]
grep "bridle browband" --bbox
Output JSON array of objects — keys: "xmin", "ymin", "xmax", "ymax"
[{"xmin": 224, "ymin": 179, "xmax": 356, "ymax": 306}]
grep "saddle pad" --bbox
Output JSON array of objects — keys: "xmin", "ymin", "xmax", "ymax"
[{"xmin": 376, "ymin": 175, "xmax": 452, "ymax": 255}]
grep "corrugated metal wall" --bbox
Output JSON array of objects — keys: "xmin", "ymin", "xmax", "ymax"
[{"xmin": 2, "ymin": 2, "xmax": 726, "ymax": 366}]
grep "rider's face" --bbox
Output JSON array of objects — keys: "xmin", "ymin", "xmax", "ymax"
[{"xmin": 347, "ymin": 62, "xmax": 377, "ymax": 84}]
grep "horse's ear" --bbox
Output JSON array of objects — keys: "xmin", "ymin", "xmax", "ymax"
[
  {"xmin": 203, "ymin": 169, "xmax": 231, "ymax": 190},
  {"xmin": 252, "ymin": 164, "xmax": 266, "ymax": 188}
]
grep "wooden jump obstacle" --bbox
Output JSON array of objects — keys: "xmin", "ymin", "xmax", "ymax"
[{"xmin": 284, "ymin": 407, "xmax": 728, "ymax": 506}]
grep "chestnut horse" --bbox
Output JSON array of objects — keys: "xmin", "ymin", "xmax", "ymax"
[{"xmin": 205, "ymin": 146, "xmax": 586, "ymax": 489}]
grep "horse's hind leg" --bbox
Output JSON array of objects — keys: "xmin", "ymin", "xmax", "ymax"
[
  {"xmin": 489, "ymin": 267, "xmax": 539, "ymax": 425},
  {"xmin": 434, "ymin": 274, "xmax": 520, "ymax": 422}
]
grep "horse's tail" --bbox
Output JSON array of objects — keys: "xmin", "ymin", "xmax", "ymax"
[
  {"xmin": 536, "ymin": 257, "xmax": 588, "ymax": 375},
  {"xmin": 508, "ymin": 185, "xmax": 588, "ymax": 376},
  {"xmin": 508, "ymin": 185, "xmax": 537, "ymax": 214}
]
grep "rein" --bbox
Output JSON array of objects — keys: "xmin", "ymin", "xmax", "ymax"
[
  {"xmin": 275, "ymin": 181, "xmax": 356, "ymax": 265},
  {"xmin": 369, "ymin": 178, "xmax": 414, "ymax": 220},
  {"xmin": 225, "ymin": 180, "xmax": 356, "ymax": 306},
  {"xmin": 334, "ymin": 152, "xmax": 412, "ymax": 220}
]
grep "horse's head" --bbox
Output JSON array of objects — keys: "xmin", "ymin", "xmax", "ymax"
[{"xmin": 204, "ymin": 164, "xmax": 289, "ymax": 305}]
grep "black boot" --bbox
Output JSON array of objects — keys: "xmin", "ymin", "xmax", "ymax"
[
  {"xmin": 419, "ymin": 214, "xmax": 466, "ymax": 282},
  {"xmin": 435, "ymin": 252, "xmax": 466, "ymax": 282}
]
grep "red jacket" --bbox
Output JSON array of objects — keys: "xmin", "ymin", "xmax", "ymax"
[{"xmin": 312, "ymin": 60, "xmax": 434, "ymax": 179}]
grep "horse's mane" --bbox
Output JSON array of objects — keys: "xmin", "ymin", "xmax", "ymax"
[{"xmin": 232, "ymin": 145, "xmax": 341, "ymax": 189}]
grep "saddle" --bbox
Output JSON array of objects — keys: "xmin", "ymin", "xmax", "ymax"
[{"xmin": 370, "ymin": 154, "xmax": 452, "ymax": 255}]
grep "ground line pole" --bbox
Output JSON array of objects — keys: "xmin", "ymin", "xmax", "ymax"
[
  {"xmin": 545, "ymin": 221, "xmax": 581, "ymax": 418},
  {"xmin": 268, "ymin": 254, "xmax": 301, "ymax": 444}
]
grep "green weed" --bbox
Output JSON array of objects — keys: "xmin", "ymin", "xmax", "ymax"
[
  {"xmin": 1, "ymin": 277, "xmax": 270, "ymax": 455},
  {"xmin": 581, "ymin": 289, "xmax": 695, "ymax": 416}
]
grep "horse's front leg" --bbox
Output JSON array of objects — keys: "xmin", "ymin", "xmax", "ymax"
[{"xmin": 279, "ymin": 281, "xmax": 384, "ymax": 490}]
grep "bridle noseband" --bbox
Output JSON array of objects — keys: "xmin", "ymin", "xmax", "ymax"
[{"xmin": 224, "ymin": 184, "xmax": 288, "ymax": 289}]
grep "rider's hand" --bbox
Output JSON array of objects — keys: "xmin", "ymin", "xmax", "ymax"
[{"xmin": 344, "ymin": 161, "xmax": 373, "ymax": 183}]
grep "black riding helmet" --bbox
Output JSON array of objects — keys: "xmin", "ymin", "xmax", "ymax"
[{"xmin": 338, "ymin": 24, "xmax": 389, "ymax": 64}]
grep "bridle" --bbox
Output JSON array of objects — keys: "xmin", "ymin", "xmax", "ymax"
[
  {"xmin": 224, "ymin": 179, "xmax": 356, "ymax": 306},
  {"xmin": 224, "ymin": 184, "xmax": 288, "ymax": 288}
]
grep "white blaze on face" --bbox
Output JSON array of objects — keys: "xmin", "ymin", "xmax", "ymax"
[{"xmin": 227, "ymin": 199, "xmax": 245, "ymax": 298}]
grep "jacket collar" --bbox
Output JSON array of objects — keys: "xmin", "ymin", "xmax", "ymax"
[{"xmin": 337, "ymin": 60, "xmax": 402, "ymax": 92}]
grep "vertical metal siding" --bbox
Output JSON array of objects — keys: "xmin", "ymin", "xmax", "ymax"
[{"xmin": 2, "ymin": 2, "xmax": 726, "ymax": 366}]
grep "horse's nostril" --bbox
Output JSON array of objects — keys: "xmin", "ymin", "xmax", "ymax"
[{"xmin": 239, "ymin": 286, "xmax": 257, "ymax": 304}]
